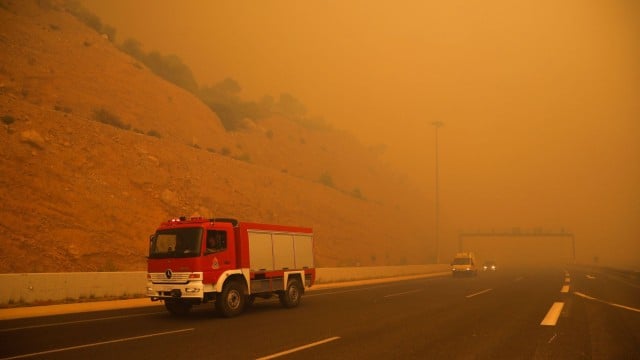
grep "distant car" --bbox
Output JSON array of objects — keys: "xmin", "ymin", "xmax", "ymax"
[
  {"xmin": 451, "ymin": 252, "xmax": 478, "ymax": 277},
  {"xmin": 483, "ymin": 260, "xmax": 497, "ymax": 271}
]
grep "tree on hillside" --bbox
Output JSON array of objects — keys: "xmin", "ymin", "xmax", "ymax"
[
  {"xmin": 275, "ymin": 93, "xmax": 307, "ymax": 118},
  {"xmin": 64, "ymin": 0, "xmax": 116, "ymax": 42},
  {"xmin": 259, "ymin": 95, "xmax": 275, "ymax": 113},
  {"xmin": 199, "ymin": 77, "xmax": 242, "ymax": 103},
  {"xmin": 200, "ymin": 78, "xmax": 243, "ymax": 130},
  {"xmin": 120, "ymin": 38, "xmax": 144, "ymax": 60},
  {"xmin": 200, "ymin": 78, "xmax": 271, "ymax": 130},
  {"xmin": 272, "ymin": 94, "xmax": 331, "ymax": 130},
  {"xmin": 144, "ymin": 52, "xmax": 199, "ymax": 94},
  {"xmin": 118, "ymin": 37, "xmax": 199, "ymax": 94},
  {"xmin": 206, "ymin": 102, "xmax": 243, "ymax": 130}
]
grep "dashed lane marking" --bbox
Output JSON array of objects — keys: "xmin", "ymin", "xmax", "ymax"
[
  {"xmin": 384, "ymin": 289, "xmax": 423, "ymax": 298},
  {"xmin": 0, "ymin": 328, "xmax": 194, "ymax": 360},
  {"xmin": 0, "ymin": 312, "xmax": 166, "ymax": 333},
  {"xmin": 256, "ymin": 336, "xmax": 341, "ymax": 360},
  {"xmin": 561, "ymin": 285, "xmax": 570, "ymax": 293},
  {"xmin": 540, "ymin": 302, "xmax": 564, "ymax": 326},
  {"xmin": 465, "ymin": 288, "xmax": 493, "ymax": 298}
]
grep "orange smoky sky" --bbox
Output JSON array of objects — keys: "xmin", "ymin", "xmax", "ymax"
[{"xmin": 83, "ymin": 0, "xmax": 639, "ymax": 267}]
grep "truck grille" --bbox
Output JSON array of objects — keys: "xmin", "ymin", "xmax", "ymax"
[{"xmin": 149, "ymin": 272, "xmax": 190, "ymax": 284}]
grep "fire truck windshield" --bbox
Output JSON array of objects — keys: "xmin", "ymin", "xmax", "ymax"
[{"xmin": 149, "ymin": 227, "xmax": 203, "ymax": 258}]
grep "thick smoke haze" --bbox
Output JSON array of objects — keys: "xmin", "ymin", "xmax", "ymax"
[{"xmin": 83, "ymin": 0, "xmax": 639, "ymax": 268}]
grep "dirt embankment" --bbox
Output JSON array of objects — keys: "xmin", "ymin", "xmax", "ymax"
[{"xmin": 0, "ymin": 0, "xmax": 433, "ymax": 273}]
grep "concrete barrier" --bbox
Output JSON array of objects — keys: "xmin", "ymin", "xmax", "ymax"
[
  {"xmin": 0, "ymin": 265, "xmax": 450, "ymax": 305},
  {"xmin": 0, "ymin": 272, "xmax": 147, "ymax": 305},
  {"xmin": 315, "ymin": 264, "xmax": 449, "ymax": 284}
]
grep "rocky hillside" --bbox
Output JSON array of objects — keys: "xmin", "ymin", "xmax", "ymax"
[{"xmin": 0, "ymin": 0, "xmax": 433, "ymax": 273}]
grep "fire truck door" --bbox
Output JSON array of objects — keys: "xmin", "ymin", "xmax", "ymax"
[{"xmin": 205, "ymin": 230, "xmax": 234, "ymax": 270}]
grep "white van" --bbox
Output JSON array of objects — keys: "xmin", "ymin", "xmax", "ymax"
[{"xmin": 451, "ymin": 252, "xmax": 478, "ymax": 277}]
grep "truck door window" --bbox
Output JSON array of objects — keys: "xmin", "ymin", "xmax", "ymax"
[{"xmin": 206, "ymin": 230, "xmax": 227, "ymax": 253}]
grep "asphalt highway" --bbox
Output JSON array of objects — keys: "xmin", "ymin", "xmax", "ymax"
[{"xmin": 1, "ymin": 266, "xmax": 638, "ymax": 359}]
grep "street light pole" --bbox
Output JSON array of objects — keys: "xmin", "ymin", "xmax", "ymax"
[{"xmin": 432, "ymin": 121, "xmax": 443, "ymax": 264}]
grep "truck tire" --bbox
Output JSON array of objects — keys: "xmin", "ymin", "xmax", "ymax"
[
  {"xmin": 164, "ymin": 299, "xmax": 192, "ymax": 316},
  {"xmin": 279, "ymin": 278, "xmax": 302, "ymax": 308},
  {"xmin": 216, "ymin": 281, "xmax": 245, "ymax": 317}
]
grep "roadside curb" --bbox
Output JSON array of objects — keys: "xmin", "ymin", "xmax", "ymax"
[{"xmin": 0, "ymin": 298, "xmax": 163, "ymax": 321}]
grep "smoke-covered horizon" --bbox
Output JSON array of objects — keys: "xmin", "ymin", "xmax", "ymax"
[{"xmin": 83, "ymin": 0, "xmax": 639, "ymax": 268}]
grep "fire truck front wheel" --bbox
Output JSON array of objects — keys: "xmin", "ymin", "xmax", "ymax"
[
  {"xmin": 279, "ymin": 278, "xmax": 302, "ymax": 308},
  {"xmin": 216, "ymin": 281, "xmax": 245, "ymax": 317},
  {"xmin": 164, "ymin": 299, "xmax": 192, "ymax": 316}
]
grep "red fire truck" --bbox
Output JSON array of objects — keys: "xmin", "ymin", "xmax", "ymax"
[{"xmin": 146, "ymin": 217, "xmax": 315, "ymax": 317}]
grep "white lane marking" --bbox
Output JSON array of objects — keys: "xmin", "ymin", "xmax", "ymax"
[
  {"xmin": 610, "ymin": 303, "xmax": 640, "ymax": 313},
  {"xmin": 561, "ymin": 285, "xmax": 570, "ymax": 293},
  {"xmin": 540, "ymin": 302, "xmax": 564, "ymax": 326},
  {"xmin": 564, "ymin": 277, "xmax": 571, "ymax": 283},
  {"xmin": 586, "ymin": 274, "xmax": 596, "ymax": 280},
  {"xmin": 574, "ymin": 291, "xmax": 640, "ymax": 313},
  {"xmin": 0, "ymin": 328, "xmax": 194, "ymax": 360},
  {"xmin": 256, "ymin": 336, "xmax": 341, "ymax": 360},
  {"xmin": 466, "ymin": 288, "xmax": 493, "ymax": 298},
  {"xmin": 384, "ymin": 289, "xmax": 423, "ymax": 298},
  {"xmin": 574, "ymin": 291, "xmax": 595, "ymax": 300},
  {"xmin": 0, "ymin": 312, "xmax": 166, "ymax": 333}
]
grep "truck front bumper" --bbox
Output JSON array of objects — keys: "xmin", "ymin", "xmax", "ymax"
[{"xmin": 146, "ymin": 281, "xmax": 205, "ymax": 301}]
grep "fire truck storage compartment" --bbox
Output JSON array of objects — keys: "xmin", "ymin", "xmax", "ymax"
[
  {"xmin": 248, "ymin": 230, "xmax": 314, "ymax": 271},
  {"xmin": 250, "ymin": 278, "xmax": 284, "ymax": 293}
]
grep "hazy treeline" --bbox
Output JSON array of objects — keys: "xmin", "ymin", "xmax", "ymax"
[{"xmin": 61, "ymin": 0, "xmax": 329, "ymax": 132}]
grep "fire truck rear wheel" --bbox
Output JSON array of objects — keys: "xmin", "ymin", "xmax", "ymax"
[
  {"xmin": 216, "ymin": 281, "xmax": 245, "ymax": 317},
  {"xmin": 164, "ymin": 299, "xmax": 192, "ymax": 316},
  {"xmin": 279, "ymin": 278, "xmax": 302, "ymax": 308}
]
